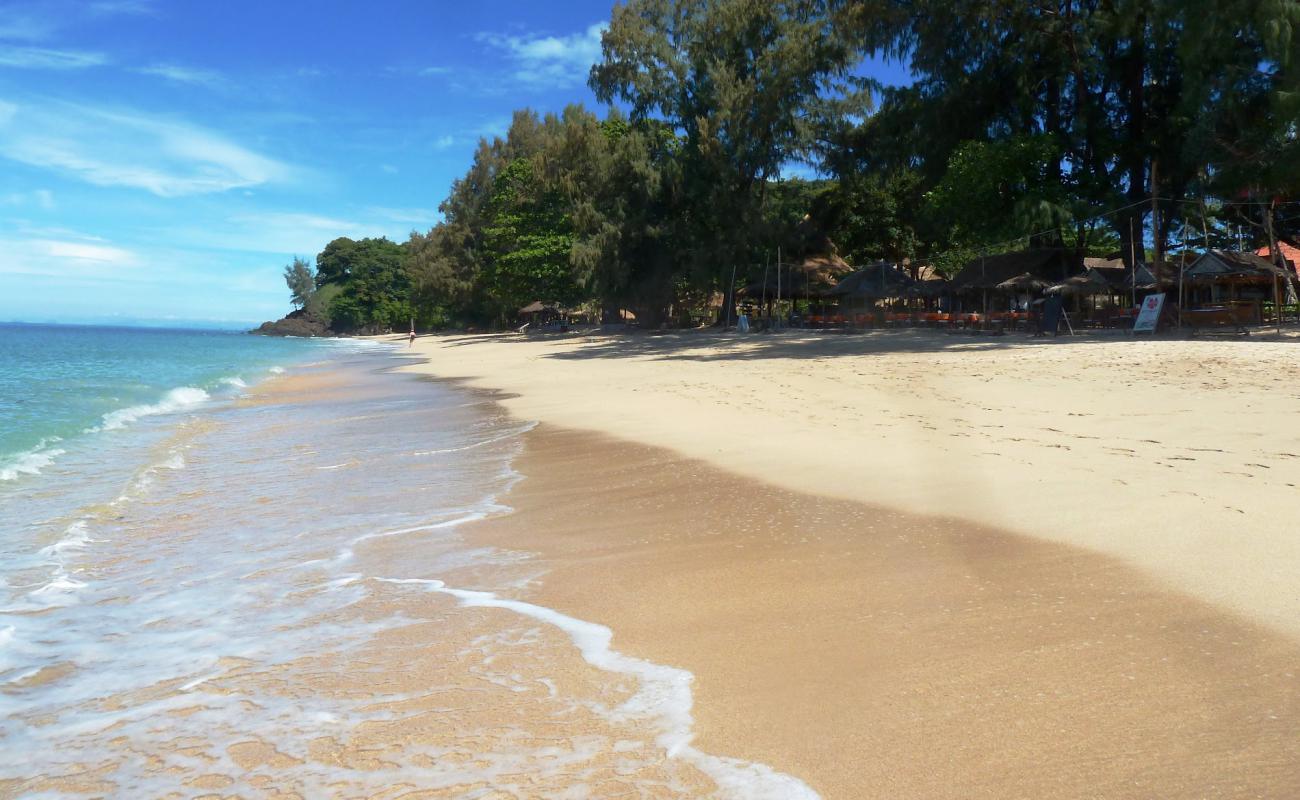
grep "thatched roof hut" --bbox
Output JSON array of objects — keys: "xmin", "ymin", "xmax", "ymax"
[
  {"xmin": 1046, "ymin": 270, "xmax": 1109, "ymax": 296},
  {"xmin": 739, "ymin": 253, "xmax": 854, "ymax": 299},
  {"xmin": 1184, "ymin": 250, "xmax": 1297, "ymax": 284},
  {"xmin": 828, "ymin": 262, "xmax": 916, "ymax": 299},
  {"xmin": 949, "ymin": 250, "xmax": 1075, "ymax": 291},
  {"xmin": 518, "ymin": 300, "xmax": 557, "ymax": 315},
  {"xmin": 995, "ymin": 272, "xmax": 1053, "ymax": 292}
]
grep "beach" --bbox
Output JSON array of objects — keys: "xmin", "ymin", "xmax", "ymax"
[{"xmin": 390, "ymin": 328, "xmax": 1300, "ymax": 797}]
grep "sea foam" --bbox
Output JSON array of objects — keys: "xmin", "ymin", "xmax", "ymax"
[
  {"xmin": 383, "ymin": 577, "xmax": 822, "ymax": 800},
  {"xmin": 0, "ymin": 439, "xmax": 65, "ymax": 481},
  {"xmin": 96, "ymin": 387, "xmax": 210, "ymax": 432}
]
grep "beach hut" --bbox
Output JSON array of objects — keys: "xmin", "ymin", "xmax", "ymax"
[
  {"xmin": 738, "ymin": 253, "xmax": 854, "ymax": 325},
  {"xmin": 827, "ymin": 262, "xmax": 917, "ymax": 327},
  {"xmin": 949, "ymin": 250, "xmax": 1075, "ymax": 311},
  {"xmin": 1181, "ymin": 250, "xmax": 1299, "ymax": 324}
]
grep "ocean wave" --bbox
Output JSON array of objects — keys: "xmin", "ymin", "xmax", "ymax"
[
  {"xmin": 218, "ymin": 376, "xmax": 248, "ymax": 390},
  {"xmin": 0, "ymin": 438, "xmax": 66, "ymax": 482},
  {"xmin": 38, "ymin": 521, "xmax": 95, "ymax": 558},
  {"xmin": 268, "ymin": 366, "xmax": 286, "ymax": 374},
  {"xmin": 383, "ymin": 577, "xmax": 821, "ymax": 800},
  {"xmin": 94, "ymin": 387, "xmax": 210, "ymax": 432}
]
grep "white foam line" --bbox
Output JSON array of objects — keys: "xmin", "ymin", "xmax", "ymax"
[
  {"xmin": 410, "ymin": 421, "xmax": 538, "ymax": 456},
  {"xmin": 0, "ymin": 438, "xmax": 65, "ymax": 482},
  {"xmin": 179, "ymin": 672, "xmax": 222, "ymax": 692},
  {"xmin": 329, "ymin": 512, "xmax": 495, "ymax": 567},
  {"xmin": 91, "ymin": 386, "xmax": 210, "ymax": 433},
  {"xmin": 379, "ymin": 577, "xmax": 820, "ymax": 799}
]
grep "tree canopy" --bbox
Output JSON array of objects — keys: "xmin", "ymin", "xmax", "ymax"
[{"xmin": 281, "ymin": 0, "xmax": 1299, "ymax": 330}]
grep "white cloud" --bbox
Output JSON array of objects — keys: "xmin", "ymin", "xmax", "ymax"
[
  {"xmin": 475, "ymin": 22, "xmax": 606, "ymax": 87},
  {"xmin": 0, "ymin": 234, "xmax": 139, "ymax": 277},
  {"xmin": 417, "ymin": 66, "xmax": 451, "ymax": 77},
  {"xmin": 0, "ymin": 99, "xmax": 292, "ymax": 196},
  {"xmin": 433, "ymin": 135, "xmax": 456, "ymax": 149},
  {"xmin": 0, "ymin": 45, "xmax": 108, "ymax": 69},
  {"xmin": 363, "ymin": 206, "xmax": 436, "ymax": 225},
  {"xmin": 135, "ymin": 63, "xmax": 225, "ymax": 88}
]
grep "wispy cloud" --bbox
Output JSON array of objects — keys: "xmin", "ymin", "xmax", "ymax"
[
  {"xmin": 0, "ymin": 99, "xmax": 293, "ymax": 197},
  {"xmin": 474, "ymin": 22, "xmax": 606, "ymax": 87},
  {"xmin": 0, "ymin": 13, "xmax": 55, "ymax": 41},
  {"xmin": 0, "ymin": 45, "xmax": 108, "ymax": 69},
  {"xmin": 363, "ymin": 206, "xmax": 436, "ymax": 225},
  {"xmin": 417, "ymin": 66, "xmax": 451, "ymax": 77},
  {"xmin": 0, "ymin": 234, "xmax": 139, "ymax": 277},
  {"xmin": 88, "ymin": 0, "xmax": 155, "ymax": 15},
  {"xmin": 1, "ymin": 188, "xmax": 55, "ymax": 210},
  {"xmin": 135, "ymin": 63, "xmax": 225, "ymax": 88}
]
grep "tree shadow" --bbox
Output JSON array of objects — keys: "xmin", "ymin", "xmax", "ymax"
[{"xmin": 434, "ymin": 327, "xmax": 1155, "ymax": 364}]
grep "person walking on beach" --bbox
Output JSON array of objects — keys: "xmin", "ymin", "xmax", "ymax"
[{"xmin": 408, "ymin": 328, "xmax": 415, "ymax": 347}]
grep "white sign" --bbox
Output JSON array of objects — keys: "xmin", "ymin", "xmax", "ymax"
[{"xmin": 1133, "ymin": 293, "xmax": 1165, "ymax": 332}]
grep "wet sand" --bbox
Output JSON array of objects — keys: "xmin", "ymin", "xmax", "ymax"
[{"xmin": 463, "ymin": 425, "xmax": 1300, "ymax": 799}]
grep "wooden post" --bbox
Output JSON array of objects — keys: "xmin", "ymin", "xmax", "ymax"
[
  {"xmin": 727, "ymin": 262, "xmax": 737, "ymax": 329},
  {"xmin": 1129, "ymin": 217, "xmax": 1138, "ymax": 309},
  {"xmin": 1264, "ymin": 199, "xmax": 1283, "ymax": 335}
]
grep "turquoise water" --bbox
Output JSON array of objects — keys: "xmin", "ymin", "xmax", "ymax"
[{"xmin": 0, "ymin": 324, "xmax": 320, "ymax": 481}]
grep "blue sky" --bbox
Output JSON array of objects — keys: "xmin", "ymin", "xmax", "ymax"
[{"xmin": 0, "ymin": 0, "xmax": 911, "ymax": 326}]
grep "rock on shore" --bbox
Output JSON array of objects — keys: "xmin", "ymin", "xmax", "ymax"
[{"xmin": 251, "ymin": 308, "xmax": 331, "ymax": 337}]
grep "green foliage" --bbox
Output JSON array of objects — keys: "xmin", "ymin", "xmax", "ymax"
[
  {"xmin": 289, "ymin": 0, "xmax": 1300, "ymax": 327},
  {"xmin": 304, "ymin": 282, "xmax": 343, "ymax": 324},
  {"xmin": 924, "ymin": 135, "xmax": 1069, "ymax": 248},
  {"xmin": 282, "ymin": 256, "xmax": 315, "ymax": 309},
  {"xmin": 317, "ymin": 237, "xmax": 411, "ymax": 332},
  {"xmin": 480, "ymin": 157, "xmax": 581, "ymax": 316}
]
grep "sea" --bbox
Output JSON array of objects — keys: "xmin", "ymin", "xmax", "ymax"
[{"xmin": 0, "ymin": 324, "xmax": 814, "ymax": 799}]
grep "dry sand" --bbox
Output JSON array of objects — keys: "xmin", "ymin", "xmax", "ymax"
[
  {"xmin": 394, "ymin": 329, "xmax": 1300, "ymax": 638},
  {"xmin": 379, "ymin": 328, "xmax": 1300, "ymax": 797}
]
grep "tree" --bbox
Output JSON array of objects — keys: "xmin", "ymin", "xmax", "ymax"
[
  {"xmin": 282, "ymin": 256, "xmax": 315, "ymax": 309},
  {"xmin": 317, "ymin": 237, "xmax": 412, "ymax": 332},
  {"xmin": 590, "ymin": 0, "xmax": 868, "ymax": 313}
]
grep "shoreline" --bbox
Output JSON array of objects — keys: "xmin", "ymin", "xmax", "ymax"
[
  {"xmin": 371, "ymin": 328, "xmax": 1300, "ymax": 796},
  {"xmin": 456, "ymin": 423, "xmax": 1300, "ymax": 798}
]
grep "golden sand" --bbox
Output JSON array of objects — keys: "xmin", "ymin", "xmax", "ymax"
[
  {"xmin": 393, "ymin": 329, "xmax": 1300, "ymax": 637},
  {"xmin": 378, "ymin": 329, "xmax": 1300, "ymax": 796},
  {"xmin": 464, "ymin": 425, "xmax": 1300, "ymax": 798}
]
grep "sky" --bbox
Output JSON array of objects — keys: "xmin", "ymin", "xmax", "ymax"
[{"xmin": 0, "ymin": 0, "xmax": 912, "ymax": 327}]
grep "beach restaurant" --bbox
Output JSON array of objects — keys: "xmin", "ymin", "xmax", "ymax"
[
  {"xmin": 946, "ymin": 249, "xmax": 1075, "ymax": 328},
  {"xmin": 1179, "ymin": 250, "xmax": 1300, "ymax": 323}
]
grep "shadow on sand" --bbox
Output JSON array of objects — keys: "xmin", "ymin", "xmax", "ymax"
[{"xmin": 429, "ymin": 326, "xmax": 1191, "ymax": 364}]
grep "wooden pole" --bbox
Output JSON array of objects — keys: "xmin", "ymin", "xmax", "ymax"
[
  {"xmin": 1265, "ymin": 199, "xmax": 1282, "ymax": 335},
  {"xmin": 727, "ymin": 262, "xmax": 737, "ymax": 329},
  {"xmin": 1150, "ymin": 159, "xmax": 1162, "ymax": 293},
  {"xmin": 776, "ymin": 246, "xmax": 782, "ymax": 329},
  {"xmin": 1129, "ymin": 216, "xmax": 1138, "ymax": 309}
]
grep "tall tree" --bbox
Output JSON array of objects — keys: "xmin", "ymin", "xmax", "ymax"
[
  {"xmin": 590, "ymin": 0, "xmax": 868, "ymax": 312},
  {"xmin": 282, "ymin": 256, "xmax": 315, "ymax": 309}
]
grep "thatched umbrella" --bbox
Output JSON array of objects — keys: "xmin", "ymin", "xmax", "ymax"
[
  {"xmin": 996, "ymin": 272, "xmax": 1053, "ymax": 292},
  {"xmin": 740, "ymin": 254, "xmax": 853, "ymax": 299},
  {"xmin": 828, "ymin": 262, "xmax": 916, "ymax": 299},
  {"xmin": 1045, "ymin": 272, "xmax": 1108, "ymax": 296}
]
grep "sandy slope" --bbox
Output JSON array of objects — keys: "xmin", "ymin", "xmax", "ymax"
[{"xmin": 391, "ymin": 328, "xmax": 1300, "ymax": 637}]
